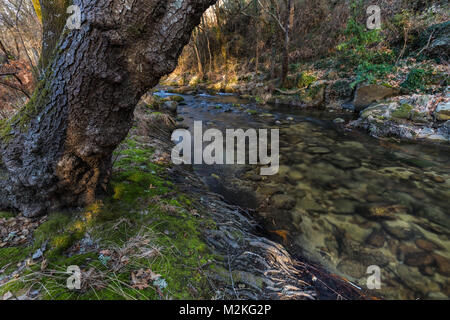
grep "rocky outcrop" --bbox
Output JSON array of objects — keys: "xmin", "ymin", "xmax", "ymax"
[{"xmin": 350, "ymin": 93, "xmax": 450, "ymax": 142}]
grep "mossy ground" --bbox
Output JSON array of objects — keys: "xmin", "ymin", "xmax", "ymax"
[{"xmin": 0, "ymin": 135, "xmax": 218, "ymax": 300}]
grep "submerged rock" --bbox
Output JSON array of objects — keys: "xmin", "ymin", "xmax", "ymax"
[
  {"xmin": 404, "ymin": 252, "xmax": 435, "ymax": 267},
  {"xmin": 270, "ymin": 194, "xmax": 297, "ymax": 210},
  {"xmin": 358, "ymin": 204, "xmax": 407, "ymax": 220},
  {"xmin": 432, "ymin": 254, "xmax": 450, "ymax": 276},
  {"xmin": 333, "ymin": 199, "xmax": 357, "ymax": 215},
  {"xmin": 415, "ymin": 239, "xmax": 441, "ymax": 252},
  {"xmin": 382, "ymin": 220, "xmax": 420, "ymax": 241},
  {"xmin": 366, "ymin": 229, "xmax": 386, "ymax": 248},
  {"xmin": 162, "ymin": 100, "xmax": 178, "ymax": 112},
  {"xmin": 305, "ymin": 146, "xmax": 332, "ymax": 154},
  {"xmin": 337, "ymin": 259, "xmax": 366, "ymax": 279}
]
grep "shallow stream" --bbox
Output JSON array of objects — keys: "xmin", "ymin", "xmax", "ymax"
[{"xmin": 155, "ymin": 88, "xmax": 450, "ymax": 300}]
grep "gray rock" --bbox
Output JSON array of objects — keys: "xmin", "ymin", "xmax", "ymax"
[
  {"xmin": 333, "ymin": 199, "xmax": 357, "ymax": 215},
  {"xmin": 382, "ymin": 220, "xmax": 419, "ymax": 241},
  {"xmin": 353, "ymin": 84, "xmax": 400, "ymax": 111},
  {"xmin": 32, "ymin": 248, "xmax": 43, "ymax": 260},
  {"xmin": 366, "ymin": 229, "xmax": 386, "ymax": 248}
]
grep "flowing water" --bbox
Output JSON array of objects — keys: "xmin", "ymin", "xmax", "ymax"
[{"xmin": 156, "ymin": 89, "xmax": 450, "ymax": 300}]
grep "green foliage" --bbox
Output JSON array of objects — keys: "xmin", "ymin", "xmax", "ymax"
[
  {"xmin": 401, "ymin": 68, "xmax": 435, "ymax": 92},
  {"xmin": 336, "ymin": 2, "xmax": 396, "ymax": 87},
  {"xmin": 352, "ymin": 62, "xmax": 396, "ymax": 88},
  {"xmin": 295, "ymin": 71, "xmax": 317, "ymax": 88},
  {"xmin": 0, "ymin": 247, "xmax": 33, "ymax": 274},
  {"xmin": 0, "ymin": 211, "xmax": 15, "ymax": 219},
  {"xmin": 392, "ymin": 103, "xmax": 414, "ymax": 119},
  {"xmin": 337, "ymin": 18, "xmax": 391, "ymax": 66}
]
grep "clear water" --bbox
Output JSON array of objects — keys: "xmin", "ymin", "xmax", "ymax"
[{"xmin": 156, "ymin": 89, "xmax": 450, "ymax": 300}]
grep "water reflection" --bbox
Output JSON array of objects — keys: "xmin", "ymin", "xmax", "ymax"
[{"xmin": 157, "ymin": 89, "xmax": 450, "ymax": 299}]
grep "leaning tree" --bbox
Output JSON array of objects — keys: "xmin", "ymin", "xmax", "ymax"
[{"xmin": 0, "ymin": 0, "xmax": 216, "ymax": 217}]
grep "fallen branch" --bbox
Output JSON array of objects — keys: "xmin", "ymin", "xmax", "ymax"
[
  {"xmin": 274, "ymin": 87, "xmax": 305, "ymax": 95},
  {"xmin": 0, "ymin": 79, "xmax": 31, "ymax": 98},
  {"xmin": 417, "ymin": 30, "xmax": 435, "ymax": 57}
]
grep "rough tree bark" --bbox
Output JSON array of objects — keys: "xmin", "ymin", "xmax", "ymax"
[
  {"xmin": 0, "ymin": 0, "xmax": 216, "ymax": 217},
  {"xmin": 281, "ymin": 0, "xmax": 292, "ymax": 87}
]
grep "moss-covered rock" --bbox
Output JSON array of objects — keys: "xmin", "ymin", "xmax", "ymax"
[{"xmin": 352, "ymin": 94, "xmax": 449, "ymax": 142}]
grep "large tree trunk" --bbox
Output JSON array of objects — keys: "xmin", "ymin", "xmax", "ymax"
[{"xmin": 0, "ymin": 0, "xmax": 215, "ymax": 217}]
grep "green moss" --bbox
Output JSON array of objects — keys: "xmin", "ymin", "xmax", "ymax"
[
  {"xmin": 168, "ymin": 95, "xmax": 185, "ymax": 103},
  {"xmin": 0, "ymin": 135, "xmax": 218, "ymax": 300},
  {"xmin": 0, "ymin": 246, "xmax": 33, "ymax": 274},
  {"xmin": 392, "ymin": 103, "xmax": 414, "ymax": 119},
  {"xmin": 254, "ymin": 96, "xmax": 265, "ymax": 105},
  {"xmin": 401, "ymin": 68, "xmax": 434, "ymax": 92},
  {"xmin": 295, "ymin": 71, "xmax": 317, "ymax": 88},
  {"xmin": 0, "ymin": 211, "xmax": 14, "ymax": 219}
]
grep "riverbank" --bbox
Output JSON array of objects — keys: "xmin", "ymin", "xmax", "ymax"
[
  {"xmin": 0, "ymin": 102, "xmax": 366, "ymax": 300},
  {"xmin": 147, "ymin": 88, "xmax": 450, "ymax": 300},
  {"xmin": 162, "ymin": 18, "xmax": 449, "ymax": 144},
  {"xmin": 162, "ymin": 61, "xmax": 449, "ymax": 145}
]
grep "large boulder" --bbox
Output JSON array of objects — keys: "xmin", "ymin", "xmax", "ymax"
[{"xmin": 353, "ymin": 84, "xmax": 400, "ymax": 111}]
